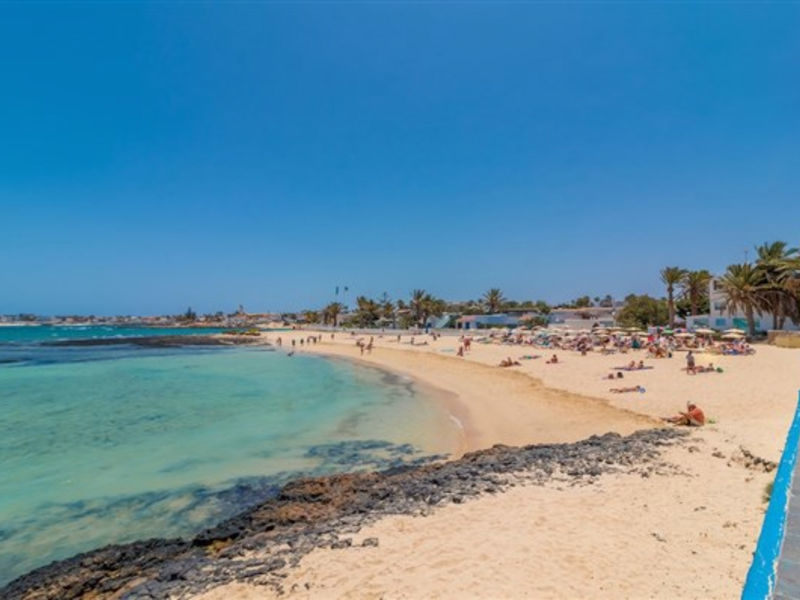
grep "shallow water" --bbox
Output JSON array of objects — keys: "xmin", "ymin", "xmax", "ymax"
[{"xmin": 0, "ymin": 328, "xmax": 459, "ymax": 585}]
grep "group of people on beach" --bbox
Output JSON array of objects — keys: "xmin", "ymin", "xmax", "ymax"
[
  {"xmin": 277, "ymin": 334, "xmax": 324, "ymax": 357},
  {"xmin": 285, "ymin": 327, "xmax": 713, "ymax": 428},
  {"xmin": 356, "ymin": 336, "xmax": 374, "ymax": 355}
]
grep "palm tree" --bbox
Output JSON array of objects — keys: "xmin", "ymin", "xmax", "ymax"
[
  {"xmin": 660, "ymin": 266, "xmax": 687, "ymax": 327},
  {"xmin": 483, "ymin": 288, "xmax": 506, "ymax": 314},
  {"xmin": 409, "ymin": 289, "xmax": 445, "ymax": 327},
  {"xmin": 755, "ymin": 241, "xmax": 798, "ymax": 330},
  {"xmin": 717, "ymin": 263, "xmax": 765, "ymax": 336},
  {"xmin": 323, "ymin": 302, "xmax": 344, "ymax": 327},
  {"xmin": 354, "ymin": 296, "xmax": 381, "ymax": 327},
  {"xmin": 410, "ymin": 289, "xmax": 428, "ymax": 326},
  {"xmin": 681, "ymin": 270, "xmax": 712, "ymax": 317},
  {"xmin": 785, "ymin": 253, "xmax": 800, "ymax": 325}
]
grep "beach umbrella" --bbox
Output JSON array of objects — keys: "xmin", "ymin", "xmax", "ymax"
[
  {"xmin": 724, "ymin": 328, "xmax": 745, "ymax": 334},
  {"xmin": 722, "ymin": 332, "xmax": 745, "ymax": 339},
  {"xmin": 661, "ymin": 329, "xmax": 675, "ymax": 335},
  {"xmin": 694, "ymin": 328, "xmax": 715, "ymax": 335},
  {"xmin": 674, "ymin": 332, "xmax": 694, "ymax": 338}
]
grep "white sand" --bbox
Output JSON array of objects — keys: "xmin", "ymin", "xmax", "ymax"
[{"xmin": 196, "ymin": 331, "xmax": 800, "ymax": 599}]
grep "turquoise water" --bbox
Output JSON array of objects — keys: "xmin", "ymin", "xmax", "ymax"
[
  {"xmin": 0, "ymin": 324, "xmax": 232, "ymax": 345},
  {"xmin": 0, "ymin": 328, "xmax": 458, "ymax": 585}
]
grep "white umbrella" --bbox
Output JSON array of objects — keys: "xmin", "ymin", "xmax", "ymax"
[
  {"xmin": 722, "ymin": 332, "xmax": 745, "ymax": 339},
  {"xmin": 674, "ymin": 332, "xmax": 695, "ymax": 338},
  {"xmin": 694, "ymin": 328, "xmax": 715, "ymax": 335},
  {"xmin": 724, "ymin": 328, "xmax": 745, "ymax": 334}
]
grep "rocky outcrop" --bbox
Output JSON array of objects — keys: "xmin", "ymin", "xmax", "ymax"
[{"xmin": 2, "ymin": 428, "xmax": 686, "ymax": 600}]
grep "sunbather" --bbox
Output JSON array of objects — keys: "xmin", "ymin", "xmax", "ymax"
[
  {"xmin": 610, "ymin": 385, "xmax": 645, "ymax": 393},
  {"xmin": 662, "ymin": 402, "xmax": 705, "ymax": 426}
]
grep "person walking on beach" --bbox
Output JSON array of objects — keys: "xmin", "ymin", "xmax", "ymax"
[{"xmin": 686, "ymin": 350, "xmax": 696, "ymax": 374}]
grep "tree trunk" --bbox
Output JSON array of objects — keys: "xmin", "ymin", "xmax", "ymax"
[
  {"xmin": 747, "ymin": 306, "xmax": 756, "ymax": 337},
  {"xmin": 668, "ymin": 288, "xmax": 675, "ymax": 327}
]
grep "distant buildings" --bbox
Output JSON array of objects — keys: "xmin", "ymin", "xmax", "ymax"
[
  {"xmin": 685, "ymin": 277, "xmax": 800, "ymax": 332},
  {"xmin": 547, "ymin": 307, "xmax": 617, "ymax": 330},
  {"xmin": 453, "ymin": 306, "xmax": 618, "ymax": 330},
  {"xmin": 455, "ymin": 314, "xmax": 519, "ymax": 330}
]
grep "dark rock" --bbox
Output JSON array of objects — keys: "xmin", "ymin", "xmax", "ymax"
[{"xmin": 1, "ymin": 428, "xmax": 686, "ymax": 600}]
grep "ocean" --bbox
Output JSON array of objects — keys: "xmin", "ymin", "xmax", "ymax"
[{"xmin": 0, "ymin": 326, "xmax": 458, "ymax": 585}]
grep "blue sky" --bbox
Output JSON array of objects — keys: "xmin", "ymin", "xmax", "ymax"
[{"xmin": 1, "ymin": 3, "xmax": 798, "ymax": 315}]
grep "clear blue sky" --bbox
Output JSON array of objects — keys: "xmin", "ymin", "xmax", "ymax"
[{"xmin": 1, "ymin": 3, "xmax": 798, "ymax": 315}]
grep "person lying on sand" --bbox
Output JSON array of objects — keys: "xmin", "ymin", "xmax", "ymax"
[
  {"xmin": 499, "ymin": 357, "xmax": 521, "ymax": 367},
  {"xmin": 546, "ymin": 354, "xmax": 559, "ymax": 364},
  {"xmin": 694, "ymin": 363, "xmax": 722, "ymax": 374},
  {"xmin": 662, "ymin": 402, "xmax": 705, "ymax": 426},
  {"xmin": 606, "ymin": 372, "xmax": 625, "ymax": 380},
  {"xmin": 610, "ymin": 385, "xmax": 645, "ymax": 393}
]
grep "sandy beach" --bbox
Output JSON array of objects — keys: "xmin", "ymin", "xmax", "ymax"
[{"xmin": 194, "ymin": 330, "xmax": 800, "ymax": 599}]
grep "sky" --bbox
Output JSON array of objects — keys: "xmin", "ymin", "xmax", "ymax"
[{"xmin": 1, "ymin": 3, "xmax": 799, "ymax": 316}]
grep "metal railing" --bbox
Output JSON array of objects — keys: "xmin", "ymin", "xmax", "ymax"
[{"xmin": 742, "ymin": 392, "xmax": 800, "ymax": 599}]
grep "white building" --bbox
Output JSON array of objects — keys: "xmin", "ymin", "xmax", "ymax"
[
  {"xmin": 548, "ymin": 307, "xmax": 617, "ymax": 330},
  {"xmin": 455, "ymin": 314, "xmax": 520, "ymax": 330},
  {"xmin": 686, "ymin": 277, "xmax": 800, "ymax": 332}
]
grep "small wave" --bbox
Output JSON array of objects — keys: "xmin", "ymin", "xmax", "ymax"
[{"xmin": 448, "ymin": 414, "xmax": 465, "ymax": 430}]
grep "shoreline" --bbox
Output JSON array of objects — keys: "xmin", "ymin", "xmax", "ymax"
[
  {"xmin": 4, "ymin": 329, "xmax": 799, "ymax": 598},
  {"xmin": 314, "ymin": 351, "xmax": 472, "ymax": 457},
  {"xmin": 281, "ymin": 334, "xmax": 658, "ymax": 452},
  {"xmin": 2, "ymin": 428, "xmax": 687, "ymax": 599}
]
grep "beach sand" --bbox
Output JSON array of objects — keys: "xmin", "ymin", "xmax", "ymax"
[{"xmin": 197, "ymin": 330, "xmax": 800, "ymax": 599}]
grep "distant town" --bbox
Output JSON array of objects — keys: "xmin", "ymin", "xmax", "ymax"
[{"xmin": 4, "ymin": 246, "xmax": 800, "ymax": 338}]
